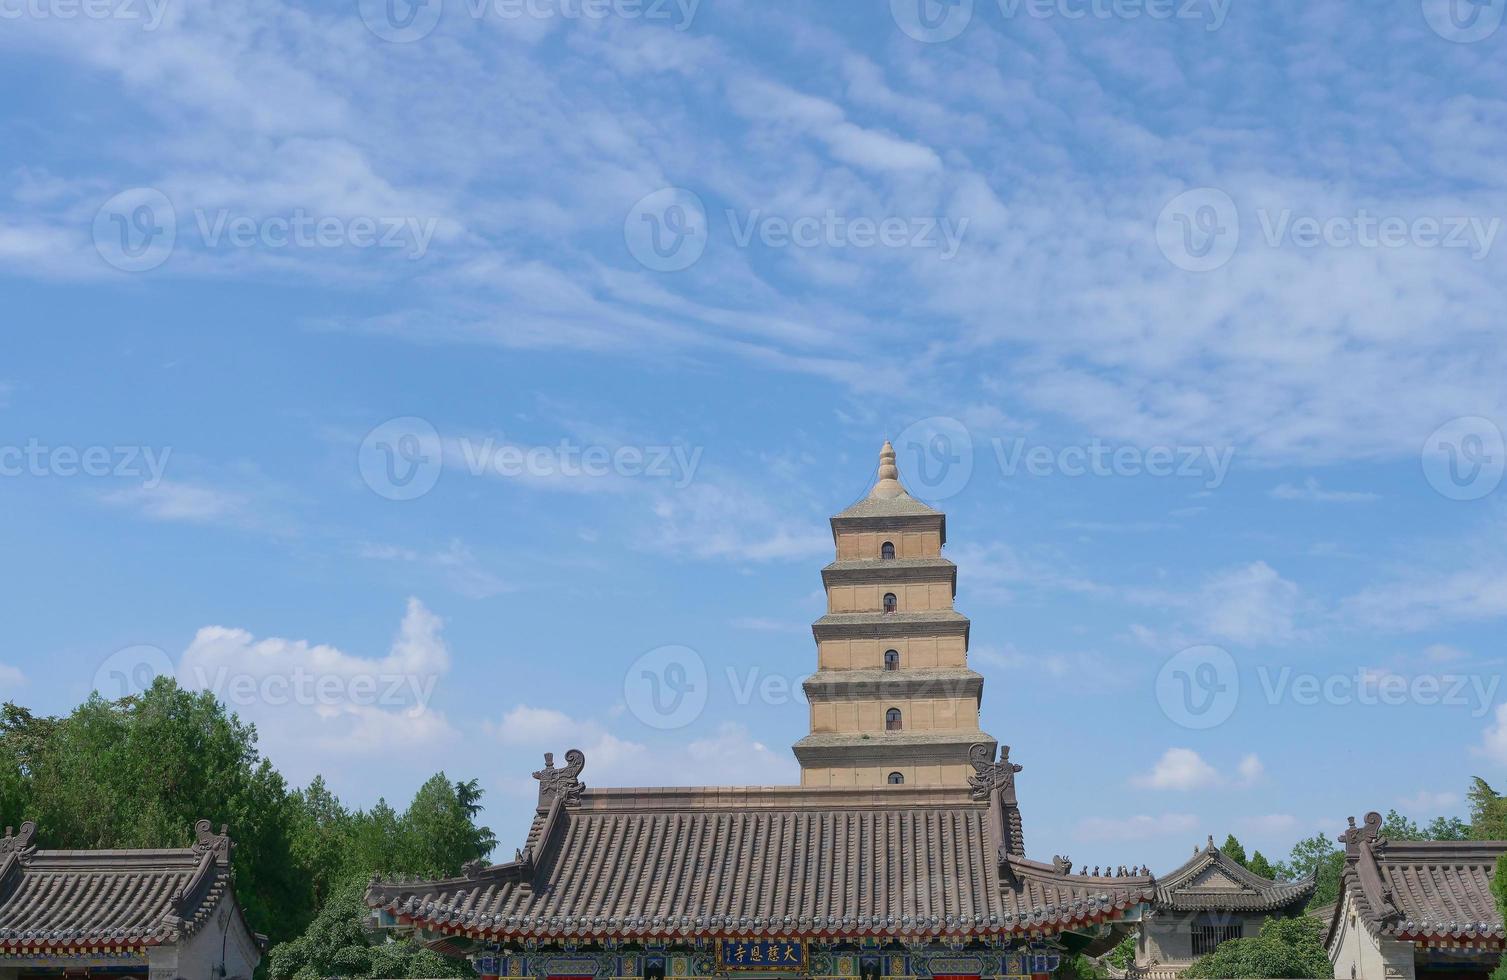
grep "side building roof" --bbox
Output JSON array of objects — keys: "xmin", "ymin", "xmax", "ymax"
[
  {"xmin": 1154, "ymin": 836, "xmax": 1315, "ymax": 913},
  {"xmin": 0, "ymin": 820, "xmax": 265, "ymax": 955},
  {"xmin": 1327, "ymin": 811, "xmax": 1507, "ymax": 947},
  {"xmin": 368, "ymin": 747, "xmax": 1156, "ymax": 946}
]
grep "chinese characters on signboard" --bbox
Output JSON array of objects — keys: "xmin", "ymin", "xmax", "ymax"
[{"xmin": 717, "ymin": 940, "xmax": 806, "ymax": 971}]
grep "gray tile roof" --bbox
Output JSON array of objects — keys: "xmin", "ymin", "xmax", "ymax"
[
  {"xmin": 832, "ymin": 495, "xmax": 943, "ymax": 520},
  {"xmin": 0, "ymin": 820, "xmax": 263, "ymax": 953},
  {"xmin": 368, "ymin": 750, "xmax": 1154, "ymax": 944},
  {"xmin": 1154, "ymin": 836, "xmax": 1314, "ymax": 913},
  {"xmin": 1328, "ymin": 812, "xmax": 1507, "ymax": 945}
]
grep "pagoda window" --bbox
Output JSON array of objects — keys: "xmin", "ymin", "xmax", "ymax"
[
  {"xmin": 883, "ymin": 593, "xmax": 898, "ymax": 614},
  {"xmin": 888, "ymin": 772, "xmax": 905, "ymax": 785},
  {"xmin": 886, "ymin": 708, "xmax": 903, "ymax": 731},
  {"xmin": 881, "ymin": 541, "xmax": 896, "ymax": 559},
  {"xmin": 884, "ymin": 649, "xmax": 900, "ymax": 671}
]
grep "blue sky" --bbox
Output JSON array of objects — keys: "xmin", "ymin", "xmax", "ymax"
[{"xmin": 5, "ymin": 0, "xmax": 1507, "ymax": 873}]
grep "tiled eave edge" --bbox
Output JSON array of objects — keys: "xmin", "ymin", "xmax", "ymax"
[
  {"xmin": 381, "ymin": 897, "xmax": 1151, "ymax": 945},
  {"xmin": 0, "ymin": 937, "xmax": 161, "ymax": 956}
]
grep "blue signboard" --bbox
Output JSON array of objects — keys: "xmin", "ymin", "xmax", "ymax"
[{"xmin": 717, "ymin": 940, "xmax": 807, "ymax": 971}]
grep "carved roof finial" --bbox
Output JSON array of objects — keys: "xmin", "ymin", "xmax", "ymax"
[
  {"xmin": 191, "ymin": 820, "xmax": 233, "ymax": 863},
  {"xmin": 967, "ymin": 743, "xmax": 1023, "ymax": 802},
  {"xmin": 870, "ymin": 441, "xmax": 905, "ymax": 500},
  {"xmin": 1340, "ymin": 811, "xmax": 1384, "ymax": 857},
  {"xmin": 533, "ymin": 748, "xmax": 586, "ymax": 808},
  {"xmin": 0, "ymin": 821, "xmax": 37, "ymax": 864}
]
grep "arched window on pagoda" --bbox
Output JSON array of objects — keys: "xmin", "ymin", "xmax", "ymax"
[
  {"xmin": 884, "ymin": 649, "xmax": 900, "ymax": 671},
  {"xmin": 881, "ymin": 541, "xmax": 896, "ymax": 559},
  {"xmin": 888, "ymin": 772, "xmax": 905, "ymax": 785},
  {"xmin": 886, "ymin": 708, "xmax": 903, "ymax": 731},
  {"xmin": 883, "ymin": 593, "xmax": 898, "ymax": 614}
]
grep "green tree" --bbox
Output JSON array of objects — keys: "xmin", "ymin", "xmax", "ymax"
[
  {"xmin": 266, "ymin": 875, "xmax": 475, "ymax": 980},
  {"xmin": 1222, "ymin": 834, "xmax": 1249, "ymax": 866},
  {"xmin": 1183, "ymin": 916, "xmax": 1332, "ymax": 979},
  {"xmin": 0, "ymin": 680, "xmax": 309, "ymax": 943},
  {"xmin": 1248, "ymin": 850, "xmax": 1276, "ymax": 879},
  {"xmin": 1274, "ymin": 833, "xmax": 1344, "ymax": 910},
  {"xmin": 1470, "ymin": 779, "xmax": 1507, "ymax": 839}
]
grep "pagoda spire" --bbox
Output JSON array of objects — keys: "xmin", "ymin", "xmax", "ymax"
[{"xmin": 870, "ymin": 440, "xmax": 906, "ymax": 500}]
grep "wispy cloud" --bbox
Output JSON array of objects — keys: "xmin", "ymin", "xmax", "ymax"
[{"xmin": 1270, "ymin": 478, "xmax": 1380, "ymax": 503}]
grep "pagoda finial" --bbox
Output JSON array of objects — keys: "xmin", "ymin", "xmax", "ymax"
[{"xmin": 870, "ymin": 440, "xmax": 905, "ymax": 499}]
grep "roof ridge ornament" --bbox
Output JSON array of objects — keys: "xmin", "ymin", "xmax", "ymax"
[
  {"xmin": 1341, "ymin": 811, "xmax": 1384, "ymax": 857},
  {"xmin": 533, "ymin": 749, "xmax": 586, "ymax": 808},
  {"xmin": 0, "ymin": 822, "xmax": 36, "ymax": 864},
  {"xmin": 968, "ymin": 743, "xmax": 1022, "ymax": 802},
  {"xmin": 191, "ymin": 820, "xmax": 234, "ymax": 863}
]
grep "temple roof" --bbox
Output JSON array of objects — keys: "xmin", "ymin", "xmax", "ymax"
[
  {"xmin": 0, "ymin": 820, "xmax": 263, "ymax": 953},
  {"xmin": 832, "ymin": 442, "xmax": 944, "ymax": 523},
  {"xmin": 367, "ymin": 748, "xmax": 1155, "ymax": 945},
  {"xmin": 1154, "ymin": 836, "xmax": 1314, "ymax": 913},
  {"xmin": 1327, "ymin": 811, "xmax": 1507, "ymax": 945}
]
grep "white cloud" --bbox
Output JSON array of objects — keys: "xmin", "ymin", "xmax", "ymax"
[
  {"xmin": 1475, "ymin": 704, "xmax": 1507, "ymax": 766},
  {"xmin": 0, "ymin": 664, "xmax": 25, "ymax": 688},
  {"xmin": 1134, "ymin": 748, "xmax": 1222, "ymax": 791},
  {"xmin": 488, "ymin": 705, "xmax": 797, "ymax": 799},
  {"xmin": 178, "ymin": 597, "xmax": 457, "ymax": 767},
  {"xmin": 102, "ymin": 480, "xmax": 250, "ymax": 524},
  {"xmin": 1075, "ymin": 812, "xmax": 1199, "ymax": 841},
  {"xmin": 1197, "ymin": 562, "xmax": 1301, "ymax": 646},
  {"xmin": 1235, "ymin": 813, "xmax": 1299, "ymax": 835},
  {"xmin": 644, "ymin": 480, "xmax": 828, "ymax": 563},
  {"xmin": 1269, "ymin": 478, "xmax": 1380, "ymax": 503},
  {"xmin": 1398, "ymin": 789, "xmax": 1460, "ymax": 814},
  {"xmin": 359, "ymin": 539, "xmax": 513, "ymax": 599},
  {"xmin": 1237, "ymin": 753, "xmax": 1265, "ymax": 786}
]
